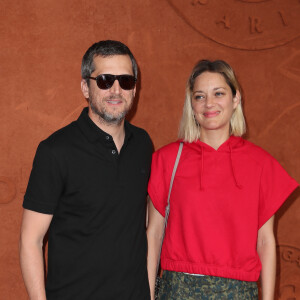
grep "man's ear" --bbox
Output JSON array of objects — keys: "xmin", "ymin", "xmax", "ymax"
[
  {"xmin": 133, "ymin": 86, "xmax": 136, "ymax": 98},
  {"xmin": 81, "ymin": 79, "xmax": 89, "ymax": 99},
  {"xmin": 233, "ymin": 90, "xmax": 241, "ymax": 109}
]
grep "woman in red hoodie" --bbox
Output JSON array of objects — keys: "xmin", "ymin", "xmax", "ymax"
[{"xmin": 147, "ymin": 60, "xmax": 298, "ymax": 300}]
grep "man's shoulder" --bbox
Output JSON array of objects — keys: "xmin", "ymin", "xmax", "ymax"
[
  {"xmin": 39, "ymin": 120, "xmax": 80, "ymax": 152},
  {"xmin": 126, "ymin": 121, "xmax": 152, "ymax": 145},
  {"xmin": 127, "ymin": 121, "xmax": 150, "ymax": 137}
]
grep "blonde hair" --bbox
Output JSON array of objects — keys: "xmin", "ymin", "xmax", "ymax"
[{"xmin": 178, "ymin": 60, "xmax": 246, "ymax": 142}]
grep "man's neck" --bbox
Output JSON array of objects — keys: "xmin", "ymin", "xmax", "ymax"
[{"xmin": 88, "ymin": 111, "xmax": 126, "ymax": 153}]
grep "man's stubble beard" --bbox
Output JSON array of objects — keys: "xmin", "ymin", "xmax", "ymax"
[{"xmin": 89, "ymin": 94, "xmax": 133, "ymax": 126}]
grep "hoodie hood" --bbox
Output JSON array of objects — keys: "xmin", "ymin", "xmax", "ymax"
[{"xmin": 182, "ymin": 136, "xmax": 245, "ymax": 190}]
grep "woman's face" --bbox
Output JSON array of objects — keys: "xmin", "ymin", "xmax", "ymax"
[{"xmin": 192, "ymin": 71, "xmax": 240, "ymax": 137}]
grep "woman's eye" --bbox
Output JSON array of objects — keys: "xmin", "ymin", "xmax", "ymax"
[
  {"xmin": 215, "ymin": 92, "xmax": 224, "ymax": 97},
  {"xmin": 195, "ymin": 95, "xmax": 204, "ymax": 100}
]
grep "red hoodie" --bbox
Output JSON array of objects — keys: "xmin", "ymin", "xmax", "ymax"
[{"xmin": 148, "ymin": 136, "xmax": 298, "ymax": 281}]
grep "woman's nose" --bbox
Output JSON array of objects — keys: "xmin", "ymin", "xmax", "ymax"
[{"xmin": 205, "ymin": 95, "xmax": 214, "ymax": 107}]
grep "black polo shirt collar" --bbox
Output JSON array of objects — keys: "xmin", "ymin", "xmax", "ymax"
[{"xmin": 77, "ymin": 107, "xmax": 132, "ymax": 145}]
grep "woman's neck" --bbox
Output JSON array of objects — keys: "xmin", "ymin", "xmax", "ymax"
[{"xmin": 200, "ymin": 130, "xmax": 230, "ymax": 150}]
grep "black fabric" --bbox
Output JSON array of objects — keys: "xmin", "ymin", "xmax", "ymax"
[{"xmin": 23, "ymin": 107, "xmax": 152, "ymax": 300}]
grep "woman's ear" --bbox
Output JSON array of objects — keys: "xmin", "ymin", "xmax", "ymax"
[{"xmin": 233, "ymin": 90, "xmax": 241, "ymax": 109}]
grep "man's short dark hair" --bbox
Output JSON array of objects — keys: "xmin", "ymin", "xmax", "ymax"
[{"xmin": 81, "ymin": 40, "xmax": 138, "ymax": 85}]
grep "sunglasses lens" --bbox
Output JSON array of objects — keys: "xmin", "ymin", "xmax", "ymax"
[
  {"xmin": 96, "ymin": 75, "xmax": 115, "ymax": 89},
  {"xmin": 118, "ymin": 75, "xmax": 136, "ymax": 90},
  {"xmin": 94, "ymin": 75, "xmax": 136, "ymax": 90}
]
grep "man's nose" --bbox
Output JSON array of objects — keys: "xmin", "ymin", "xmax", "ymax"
[{"xmin": 110, "ymin": 79, "xmax": 122, "ymax": 94}]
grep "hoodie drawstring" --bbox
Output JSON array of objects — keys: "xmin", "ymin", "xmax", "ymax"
[
  {"xmin": 200, "ymin": 145, "xmax": 204, "ymax": 190},
  {"xmin": 229, "ymin": 142, "xmax": 242, "ymax": 189}
]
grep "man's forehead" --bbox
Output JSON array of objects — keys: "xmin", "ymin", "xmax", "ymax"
[
  {"xmin": 92, "ymin": 54, "xmax": 133, "ymax": 75},
  {"xmin": 92, "ymin": 54, "xmax": 131, "ymax": 64}
]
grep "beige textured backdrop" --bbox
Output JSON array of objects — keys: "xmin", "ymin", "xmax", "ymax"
[{"xmin": 0, "ymin": 0, "xmax": 299, "ymax": 299}]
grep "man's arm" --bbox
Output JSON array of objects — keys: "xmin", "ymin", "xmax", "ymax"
[
  {"xmin": 19, "ymin": 209, "xmax": 53, "ymax": 300},
  {"xmin": 146, "ymin": 197, "xmax": 165, "ymax": 300},
  {"xmin": 257, "ymin": 215, "xmax": 276, "ymax": 300}
]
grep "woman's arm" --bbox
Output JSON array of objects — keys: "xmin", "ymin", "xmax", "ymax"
[
  {"xmin": 257, "ymin": 215, "xmax": 276, "ymax": 300},
  {"xmin": 146, "ymin": 196, "xmax": 165, "ymax": 300}
]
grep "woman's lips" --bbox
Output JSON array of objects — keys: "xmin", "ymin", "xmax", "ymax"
[{"xmin": 203, "ymin": 111, "xmax": 220, "ymax": 118}]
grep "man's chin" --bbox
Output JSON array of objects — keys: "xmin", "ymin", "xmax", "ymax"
[
  {"xmin": 100, "ymin": 112, "xmax": 127, "ymax": 125},
  {"xmin": 90, "ymin": 103, "xmax": 130, "ymax": 125}
]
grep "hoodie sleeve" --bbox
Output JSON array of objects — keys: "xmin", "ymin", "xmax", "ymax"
[{"xmin": 258, "ymin": 154, "xmax": 298, "ymax": 228}]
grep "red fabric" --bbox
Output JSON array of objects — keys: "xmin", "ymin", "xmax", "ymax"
[{"xmin": 148, "ymin": 136, "xmax": 298, "ymax": 281}]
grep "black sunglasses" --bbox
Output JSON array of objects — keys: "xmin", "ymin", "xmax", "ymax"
[{"xmin": 88, "ymin": 74, "xmax": 136, "ymax": 90}]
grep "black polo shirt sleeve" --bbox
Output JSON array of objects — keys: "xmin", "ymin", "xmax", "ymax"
[{"xmin": 23, "ymin": 141, "xmax": 63, "ymax": 214}]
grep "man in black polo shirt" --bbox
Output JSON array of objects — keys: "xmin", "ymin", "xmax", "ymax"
[{"xmin": 19, "ymin": 40, "xmax": 152, "ymax": 300}]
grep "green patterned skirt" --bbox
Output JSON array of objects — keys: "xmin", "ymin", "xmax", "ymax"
[{"xmin": 158, "ymin": 271, "xmax": 258, "ymax": 300}]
